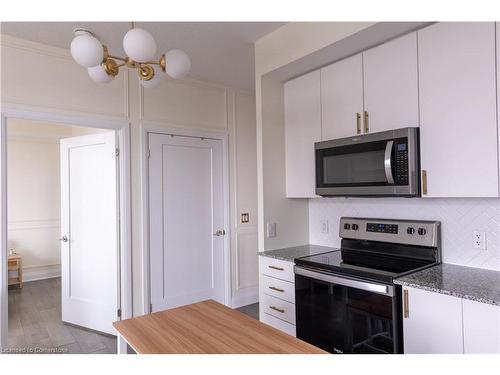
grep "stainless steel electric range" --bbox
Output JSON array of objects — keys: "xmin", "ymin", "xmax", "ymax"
[{"xmin": 294, "ymin": 217, "xmax": 441, "ymax": 354}]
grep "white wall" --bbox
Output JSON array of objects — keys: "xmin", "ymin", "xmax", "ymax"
[
  {"xmin": 1, "ymin": 34, "xmax": 259, "ymax": 313},
  {"xmin": 309, "ymin": 198, "xmax": 500, "ymax": 270}
]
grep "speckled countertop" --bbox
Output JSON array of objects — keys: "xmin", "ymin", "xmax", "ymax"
[
  {"xmin": 395, "ymin": 263, "xmax": 500, "ymax": 306},
  {"xmin": 258, "ymin": 244, "xmax": 337, "ymax": 262}
]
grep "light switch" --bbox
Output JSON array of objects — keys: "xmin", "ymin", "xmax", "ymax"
[
  {"xmin": 241, "ymin": 213, "xmax": 249, "ymax": 223},
  {"xmin": 266, "ymin": 222, "xmax": 276, "ymax": 238}
]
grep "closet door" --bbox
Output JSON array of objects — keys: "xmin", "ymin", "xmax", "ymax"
[
  {"xmin": 363, "ymin": 32, "xmax": 419, "ymax": 133},
  {"xmin": 418, "ymin": 22, "xmax": 498, "ymax": 197},
  {"xmin": 321, "ymin": 54, "xmax": 364, "ymax": 140}
]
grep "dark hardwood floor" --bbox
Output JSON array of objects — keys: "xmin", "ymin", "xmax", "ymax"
[
  {"xmin": 7, "ymin": 277, "xmax": 259, "ymax": 354},
  {"xmin": 7, "ymin": 277, "xmax": 116, "ymax": 354}
]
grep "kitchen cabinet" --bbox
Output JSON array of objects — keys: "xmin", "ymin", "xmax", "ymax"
[
  {"xmin": 363, "ymin": 33, "xmax": 419, "ymax": 133},
  {"xmin": 418, "ymin": 22, "xmax": 499, "ymax": 198},
  {"xmin": 402, "ymin": 287, "xmax": 463, "ymax": 353},
  {"xmin": 321, "ymin": 54, "xmax": 364, "ymax": 140},
  {"xmin": 258, "ymin": 255, "xmax": 296, "ymax": 336},
  {"xmin": 463, "ymin": 299, "xmax": 500, "ymax": 354},
  {"xmin": 284, "ymin": 70, "xmax": 321, "ymax": 198}
]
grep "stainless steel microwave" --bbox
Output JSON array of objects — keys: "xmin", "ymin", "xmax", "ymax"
[{"xmin": 315, "ymin": 127, "xmax": 420, "ymax": 197}]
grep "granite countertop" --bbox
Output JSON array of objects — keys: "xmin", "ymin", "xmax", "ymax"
[
  {"xmin": 395, "ymin": 263, "xmax": 500, "ymax": 306},
  {"xmin": 258, "ymin": 244, "xmax": 337, "ymax": 262}
]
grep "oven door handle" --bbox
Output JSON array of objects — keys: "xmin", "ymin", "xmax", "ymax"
[
  {"xmin": 384, "ymin": 140, "xmax": 395, "ymax": 184},
  {"xmin": 295, "ymin": 266, "xmax": 394, "ymax": 296}
]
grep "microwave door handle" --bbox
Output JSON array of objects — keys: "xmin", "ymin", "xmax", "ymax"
[{"xmin": 384, "ymin": 140, "xmax": 395, "ymax": 184}]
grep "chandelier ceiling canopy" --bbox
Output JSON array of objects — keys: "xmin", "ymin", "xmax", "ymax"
[{"xmin": 70, "ymin": 23, "xmax": 191, "ymax": 88}]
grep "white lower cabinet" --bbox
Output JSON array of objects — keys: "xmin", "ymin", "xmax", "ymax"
[
  {"xmin": 258, "ymin": 255, "xmax": 296, "ymax": 336},
  {"xmin": 403, "ymin": 286, "xmax": 500, "ymax": 354},
  {"xmin": 403, "ymin": 287, "xmax": 464, "ymax": 353},
  {"xmin": 463, "ymin": 299, "xmax": 500, "ymax": 354}
]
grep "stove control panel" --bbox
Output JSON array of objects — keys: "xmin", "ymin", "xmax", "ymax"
[{"xmin": 340, "ymin": 217, "xmax": 441, "ymax": 248}]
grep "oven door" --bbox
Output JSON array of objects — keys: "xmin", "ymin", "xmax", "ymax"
[
  {"xmin": 295, "ymin": 266, "xmax": 402, "ymax": 354},
  {"xmin": 315, "ymin": 127, "xmax": 419, "ymax": 197}
]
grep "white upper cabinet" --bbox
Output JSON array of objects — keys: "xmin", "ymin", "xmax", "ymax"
[
  {"xmin": 403, "ymin": 287, "xmax": 464, "ymax": 354},
  {"xmin": 321, "ymin": 54, "xmax": 364, "ymax": 140},
  {"xmin": 363, "ymin": 33, "xmax": 419, "ymax": 133},
  {"xmin": 418, "ymin": 22, "xmax": 499, "ymax": 198},
  {"xmin": 284, "ymin": 70, "xmax": 321, "ymax": 198},
  {"xmin": 463, "ymin": 299, "xmax": 500, "ymax": 354}
]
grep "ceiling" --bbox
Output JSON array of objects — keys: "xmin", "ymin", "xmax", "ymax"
[{"xmin": 0, "ymin": 22, "xmax": 285, "ymax": 91}]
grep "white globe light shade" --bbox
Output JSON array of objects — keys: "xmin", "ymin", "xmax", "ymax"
[
  {"xmin": 88, "ymin": 64, "xmax": 114, "ymax": 83},
  {"xmin": 70, "ymin": 34, "xmax": 103, "ymax": 67},
  {"xmin": 123, "ymin": 28, "xmax": 157, "ymax": 62},
  {"xmin": 140, "ymin": 65, "xmax": 165, "ymax": 89},
  {"xmin": 164, "ymin": 49, "xmax": 191, "ymax": 79}
]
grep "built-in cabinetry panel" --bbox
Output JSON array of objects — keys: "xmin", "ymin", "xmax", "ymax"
[
  {"xmin": 363, "ymin": 32, "xmax": 419, "ymax": 133},
  {"xmin": 258, "ymin": 256, "xmax": 297, "ymax": 336},
  {"xmin": 418, "ymin": 22, "xmax": 498, "ymax": 198},
  {"xmin": 321, "ymin": 54, "xmax": 364, "ymax": 140},
  {"xmin": 402, "ymin": 287, "xmax": 464, "ymax": 354},
  {"xmin": 403, "ymin": 286, "xmax": 500, "ymax": 354},
  {"xmin": 462, "ymin": 299, "xmax": 500, "ymax": 354},
  {"xmin": 284, "ymin": 71, "xmax": 321, "ymax": 198}
]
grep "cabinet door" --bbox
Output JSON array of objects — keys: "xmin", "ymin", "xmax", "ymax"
[
  {"xmin": 403, "ymin": 287, "xmax": 463, "ymax": 354},
  {"xmin": 284, "ymin": 70, "xmax": 321, "ymax": 198},
  {"xmin": 321, "ymin": 54, "xmax": 364, "ymax": 140},
  {"xmin": 418, "ymin": 22, "xmax": 498, "ymax": 197},
  {"xmin": 463, "ymin": 299, "xmax": 500, "ymax": 354},
  {"xmin": 363, "ymin": 33, "xmax": 419, "ymax": 133}
]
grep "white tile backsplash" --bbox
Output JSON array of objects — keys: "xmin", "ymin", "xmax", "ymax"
[{"xmin": 309, "ymin": 198, "xmax": 500, "ymax": 270}]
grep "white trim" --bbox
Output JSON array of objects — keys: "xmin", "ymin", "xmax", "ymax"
[
  {"xmin": 21, "ymin": 264, "xmax": 61, "ymax": 282},
  {"xmin": 230, "ymin": 286, "xmax": 259, "ymax": 309},
  {"xmin": 140, "ymin": 122, "xmax": 232, "ymax": 315},
  {"xmin": 0, "ymin": 106, "xmax": 132, "ymax": 350}
]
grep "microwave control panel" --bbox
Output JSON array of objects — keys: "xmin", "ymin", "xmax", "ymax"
[{"xmin": 394, "ymin": 140, "xmax": 409, "ymax": 185}]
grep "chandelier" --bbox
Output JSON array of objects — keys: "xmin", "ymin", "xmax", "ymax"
[{"xmin": 70, "ymin": 23, "xmax": 191, "ymax": 88}]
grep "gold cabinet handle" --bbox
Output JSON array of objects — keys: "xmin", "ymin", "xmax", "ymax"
[
  {"xmin": 268, "ymin": 265, "xmax": 284, "ymax": 271},
  {"xmin": 356, "ymin": 112, "xmax": 361, "ymax": 134},
  {"xmin": 421, "ymin": 170, "xmax": 428, "ymax": 195},
  {"xmin": 403, "ymin": 289, "xmax": 409, "ymax": 318},
  {"xmin": 269, "ymin": 306, "xmax": 285, "ymax": 313},
  {"xmin": 364, "ymin": 111, "xmax": 369, "ymax": 133},
  {"xmin": 269, "ymin": 286, "xmax": 285, "ymax": 293}
]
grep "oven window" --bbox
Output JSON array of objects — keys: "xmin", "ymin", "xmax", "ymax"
[
  {"xmin": 323, "ymin": 149, "xmax": 386, "ymax": 185},
  {"xmin": 295, "ymin": 273, "xmax": 397, "ymax": 354}
]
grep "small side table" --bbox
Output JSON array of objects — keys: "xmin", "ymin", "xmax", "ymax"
[{"xmin": 8, "ymin": 255, "xmax": 23, "ymax": 288}]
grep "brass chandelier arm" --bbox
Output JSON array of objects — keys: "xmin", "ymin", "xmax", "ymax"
[{"xmin": 108, "ymin": 55, "xmax": 127, "ymax": 62}]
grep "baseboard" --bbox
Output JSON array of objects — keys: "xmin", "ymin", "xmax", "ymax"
[
  {"xmin": 231, "ymin": 286, "xmax": 258, "ymax": 308},
  {"xmin": 21, "ymin": 264, "xmax": 61, "ymax": 282}
]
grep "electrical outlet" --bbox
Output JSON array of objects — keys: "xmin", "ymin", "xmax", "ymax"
[
  {"xmin": 321, "ymin": 220, "xmax": 329, "ymax": 234},
  {"xmin": 266, "ymin": 222, "xmax": 276, "ymax": 238},
  {"xmin": 472, "ymin": 231, "xmax": 486, "ymax": 250}
]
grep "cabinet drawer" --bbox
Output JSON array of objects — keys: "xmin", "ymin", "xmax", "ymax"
[
  {"xmin": 261, "ymin": 313, "xmax": 296, "ymax": 337},
  {"xmin": 261, "ymin": 294, "xmax": 296, "ymax": 325},
  {"xmin": 261, "ymin": 275, "xmax": 295, "ymax": 303},
  {"xmin": 259, "ymin": 256, "xmax": 294, "ymax": 282}
]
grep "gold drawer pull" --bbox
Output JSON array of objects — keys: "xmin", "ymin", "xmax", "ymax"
[
  {"xmin": 356, "ymin": 112, "xmax": 361, "ymax": 134},
  {"xmin": 364, "ymin": 110, "xmax": 369, "ymax": 133},
  {"xmin": 268, "ymin": 265, "xmax": 284, "ymax": 271},
  {"xmin": 269, "ymin": 306, "xmax": 285, "ymax": 314},
  {"xmin": 269, "ymin": 286, "xmax": 285, "ymax": 293},
  {"xmin": 403, "ymin": 289, "xmax": 409, "ymax": 318},
  {"xmin": 421, "ymin": 170, "xmax": 428, "ymax": 195}
]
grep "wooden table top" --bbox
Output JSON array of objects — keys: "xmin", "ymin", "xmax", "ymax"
[{"xmin": 113, "ymin": 300, "xmax": 326, "ymax": 354}]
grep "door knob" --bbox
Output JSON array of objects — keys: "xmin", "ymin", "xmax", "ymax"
[
  {"xmin": 60, "ymin": 236, "xmax": 69, "ymax": 242},
  {"xmin": 213, "ymin": 229, "xmax": 226, "ymax": 237}
]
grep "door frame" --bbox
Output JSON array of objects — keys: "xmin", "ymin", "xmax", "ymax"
[
  {"xmin": 0, "ymin": 106, "xmax": 132, "ymax": 349},
  {"xmin": 140, "ymin": 122, "xmax": 231, "ymax": 314}
]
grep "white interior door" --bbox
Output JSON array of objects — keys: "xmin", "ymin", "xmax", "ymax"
[
  {"xmin": 60, "ymin": 132, "xmax": 118, "ymax": 335},
  {"xmin": 148, "ymin": 133, "xmax": 225, "ymax": 312}
]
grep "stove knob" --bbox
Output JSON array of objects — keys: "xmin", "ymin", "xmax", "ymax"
[
  {"xmin": 351, "ymin": 224, "xmax": 359, "ymax": 231},
  {"xmin": 407, "ymin": 227, "xmax": 415, "ymax": 235},
  {"xmin": 418, "ymin": 228, "xmax": 427, "ymax": 236},
  {"xmin": 343, "ymin": 223, "xmax": 351, "ymax": 230}
]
